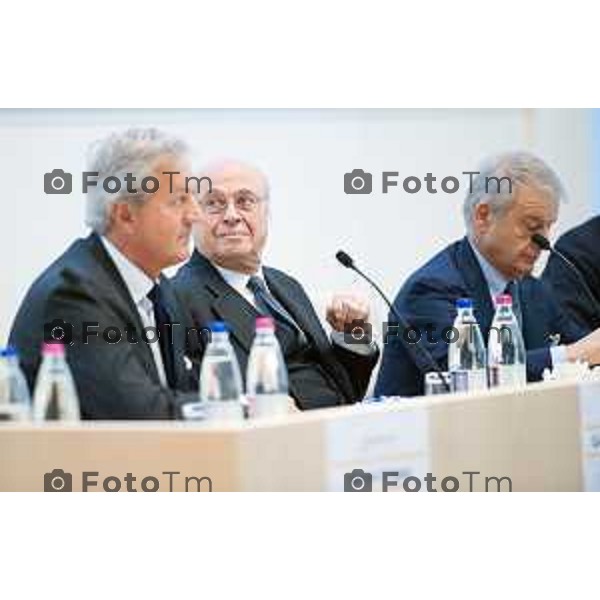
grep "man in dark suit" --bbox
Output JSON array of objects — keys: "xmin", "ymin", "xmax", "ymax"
[
  {"xmin": 542, "ymin": 215, "xmax": 600, "ymax": 331},
  {"xmin": 172, "ymin": 160, "xmax": 378, "ymax": 410},
  {"xmin": 375, "ymin": 152, "xmax": 600, "ymax": 398},
  {"xmin": 9, "ymin": 128, "xmax": 203, "ymax": 419}
]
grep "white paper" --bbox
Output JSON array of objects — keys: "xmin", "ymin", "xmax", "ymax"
[
  {"xmin": 325, "ymin": 403, "xmax": 430, "ymax": 492},
  {"xmin": 578, "ymin": 382, "xmax": 600, "ymax": 492}
]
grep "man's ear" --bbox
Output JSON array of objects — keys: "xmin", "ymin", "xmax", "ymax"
[
  {"xmin": 473, "ymin": 202, "xmax": 492, "ymax": 235},
  {"xmin": 111, "ymin": 201, "xmax": 137, "ymax": 233}
]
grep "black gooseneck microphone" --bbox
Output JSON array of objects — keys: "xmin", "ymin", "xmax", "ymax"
[
  {"xmin": 531, "ymin": 233, "xmax": 600, "ymax": 321},
  {"xmin": 335, "ymin": 250, "xmax": 451, "ymax": 393}
]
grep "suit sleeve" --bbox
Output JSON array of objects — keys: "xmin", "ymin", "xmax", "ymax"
[
  {"xmin": 542, "ymin": 249, "xmax": 599, "ymax": 334},
  {"xmin": 524, "ymin": 277, "xmax": 591, "ymax": 381},
  {"xmin": 375, "ymin": 277, "xmax": 460, "ymax": 397},
  {"xmin": 331, "ymin": 337, "xmax": 380, "ymax": 400},
  {"xmin": 374, "ymin": 273, "xmax": 589, "ymax": 395}
]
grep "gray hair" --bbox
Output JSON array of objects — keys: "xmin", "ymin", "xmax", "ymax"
[
  {"xmin": 463, "ymin": 151, "xmax": 566, "ymax": 235},
  {"xmin": 85, "ymin": 128, "xmax": 189, "ymax": 234}
]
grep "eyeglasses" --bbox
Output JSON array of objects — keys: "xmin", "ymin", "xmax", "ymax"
[{"xmin": 198, "ymin": 190, "xmax": 263, "ymax": 215}]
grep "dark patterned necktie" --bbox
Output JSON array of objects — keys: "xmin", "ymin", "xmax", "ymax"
[
  {"xmin": 147, "ymin": 284, "xmax": 176, "ymax": 388},
  {"xmin": 247, "ymin": 276, "xmax": 306, "ymax": 345},
  {"xmin": 504, "ymin": 280, "xmax": 523, "ymax": 329}
]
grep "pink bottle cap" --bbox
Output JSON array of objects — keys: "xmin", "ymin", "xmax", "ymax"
[
  {"xmin": 42, "ymin": 342, "xmax": 65, "ymax": 357},
  {"xmin": 255, "ymin": 316, "xmax": 275, "ymax": 330},
  {"xmin": 494, "ymin": 294, "xmax": 513, "ymax": 306}
]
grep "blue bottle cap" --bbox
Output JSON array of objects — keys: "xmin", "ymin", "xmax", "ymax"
[
  {"xmin": 0, "ymin": 346, "xmax": 17, "ymax": 358},
  {"xmin": 456, "ymin": 298, "xmax": 473, "ymax": 309},
  {"xmin": 209, "ymin": 321, "xmax": 228, "ymax": 333}
]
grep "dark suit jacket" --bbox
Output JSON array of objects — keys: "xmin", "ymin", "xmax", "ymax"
[
  {"xmin": 542, "ymin": 216, "xmax": 600, "ymax": 331},
  {"xmin": 8, "ymin": 233, "xmax": 201, "ymax": 419},
  {"xmin": 375, "ymin": 237, "xmax": 586, "ymax": 398},
  {"xmin": 171, "ymin": 250, "xmax": 378, "ymax": 409}
]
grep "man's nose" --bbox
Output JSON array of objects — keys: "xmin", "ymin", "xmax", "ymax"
[
  {"xmin": 222, "ymin": 200, "xmax": 242, "ymax": 222},
  {"xmin": 541, "ymin": 224, "xmax": 553, "ymax": 239}
]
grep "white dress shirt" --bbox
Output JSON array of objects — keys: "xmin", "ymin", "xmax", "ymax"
[
  {"xmin": 214, "ymin": 265, "xmax": 264, "ymax": 309},
  {"xmin": 100, "ymin": 237, "xmax": 168, "ymax": 386}
]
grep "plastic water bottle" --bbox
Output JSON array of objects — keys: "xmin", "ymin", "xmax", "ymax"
[
  {"xmin": 487, "ymin": 294, "xmax": 527, "ymax": 388},
  {"xmin": 0, "ymin": 347, "xmax": 32, "ymax": 421},
  {"xmin": 196, "ymin": 321, "xmax": 245, "ymax": 422},
  {"xmin": 448, "ymin": 298, "xmax": 488, "ymax": 392},
  {"xmin": 246, "ymin": 317, "xmax": 290, "ymax": 417},
  {"xmin": 32, "ymin": 343, "xmax": 80, "ymax": 421}
]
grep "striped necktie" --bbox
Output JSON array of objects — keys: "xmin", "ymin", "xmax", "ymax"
[{"xmin": 247, "ymin": 276, "xmax": 302, "ymax": 333}]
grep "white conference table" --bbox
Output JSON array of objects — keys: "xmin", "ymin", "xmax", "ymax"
[{"xmin": 1, "ymin": 378, "xmax": 599, "ymax": 491}]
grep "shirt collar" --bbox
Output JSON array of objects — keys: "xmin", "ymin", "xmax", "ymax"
[
  {"xmin": 468, "ymin": 238, "xmax": 510, "ymax": 300},
  {"xmin": 100, "ymin": 236, "xmax": 157, "ymax": 306},
  {"xmin": 214, "ymin": 264, "xmax": 265, "ymax": 292}
]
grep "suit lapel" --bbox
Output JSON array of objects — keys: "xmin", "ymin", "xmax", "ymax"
[
  {"xmin": 211, "ymin": 290, "xmax": 257, "ymax": 353},
  {"xmin": 86, "ymin": 233, "xmax": 162, "ymax": 385},
  {"xmin": 183, "ymin": 252, "xmax": 355, "ymax": 400},
  {"xmin": 264, "ymin": 269, "xmax": 331, "ymax": 352},
  {"xmin": 519, "ymin": 279, "xmax": 551, "ymax": 347},
  {"xmin": 187, "ymin": 251, "xmax": 257, "ymax": 353},
  {"xmin": 265, "ymin": 268, "xmax": 355, "ymax": 399},
  {"xmin": 87, "ymin": 233, "xmax": 148, "ymax": 335}
]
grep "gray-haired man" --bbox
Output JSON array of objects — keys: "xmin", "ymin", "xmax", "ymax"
[
  {"xmin": 172, "ymin": 160, "xmax": 379, "ymax": 410},
  {"xmin": 375, "ymin": 151, "xmax": 600, "ymax": 397},
  {"xmin": 9, "ymin": 128, "xmax": 203, "ymax": 418}
]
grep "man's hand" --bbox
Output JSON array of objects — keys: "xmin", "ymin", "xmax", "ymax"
[
  {"xmin": 566, "ymin": 328, "xmax": 600, "ymax": 365},
  {"xmin": 325, "ymin": 293, "xmax": 370, "ymax": 332}
]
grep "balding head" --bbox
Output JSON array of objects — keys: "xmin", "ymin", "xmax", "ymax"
[
  {"xmin": 193, "ymin": 160, "xmax": 270, "ymax": 274},
  {"xmin": 198, "ymin": 160, "xmax": 270, "ymax": 201}
]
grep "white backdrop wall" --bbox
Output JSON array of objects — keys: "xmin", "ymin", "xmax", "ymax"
[{"xmin": 0, "ymin": 109, "xmax": 594, "ymax": 343}]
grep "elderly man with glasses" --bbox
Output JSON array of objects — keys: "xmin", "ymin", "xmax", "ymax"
[{"xmin": 172, "ymin": 160, "xmax": 379, "ymax": 410}]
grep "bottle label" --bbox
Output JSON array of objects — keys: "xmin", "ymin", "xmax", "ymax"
[
  {"xmin": 451, "ymin": 369, "xmax": 488, "ymax": 393},
  {"xmin": 249, "ymin": 393, "xmax": 290, "ymax": 418},
  {"xmin": 181, "ymin": 402, "xmax": 207, "ymax": 420},
  {"xmin": 205, "ymin": 400, "xmax": 244, "ymax": 422},
  {"xmin": 489, "ymin": 365, "xmax": 526, "ymax": 388}
]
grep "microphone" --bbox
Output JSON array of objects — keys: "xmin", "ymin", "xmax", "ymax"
[
  {"xmin": 336, "ymin": 250, "xmax": 354, "ymax": 269},
  {"xmin": 531, "ymin": 233, "xmax": 551, "ymax": 251},
  {"xmin": 335, "ymin": 250, "xmax": 451, "ymax": 393},
  {"xmin": 531, "ymin": 233, "xmax": 600, "ymax": 322}
]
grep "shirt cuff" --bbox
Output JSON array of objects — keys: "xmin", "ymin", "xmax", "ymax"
[
  {"xmin": 330, "ymin": 330, "xmax": 377, "ymax": 357},
  {"xmin": 550, "ymin": 345, "xmax": 568, "ymax": 368}
]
